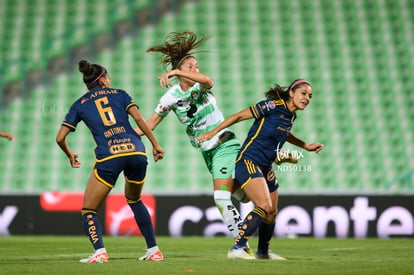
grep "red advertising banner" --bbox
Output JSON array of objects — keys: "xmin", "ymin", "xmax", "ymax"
[
  {"xmin": 40, "ymin": 192, "xmax": 83, "ymax": 212},
  {"xmin": 105, "ymin": 194, "xmax": 156, "ymax": 236},
  {"xmin": 39, "ymin": 192, "xmax": 156, "ymax": 236}
]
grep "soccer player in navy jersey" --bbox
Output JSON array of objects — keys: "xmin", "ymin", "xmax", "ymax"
[
  {"xmin": 198, "ymin": 79, "xmax": 324, "ymax": 260},
  {"xmin": 56, "ymin": 60, "xmax": 164, "ymax": 263}
]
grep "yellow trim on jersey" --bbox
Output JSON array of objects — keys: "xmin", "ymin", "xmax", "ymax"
[
  {"xmin": 94, "ymin": 169, "xmax": 114, "ymax": 188},
  {"xmin": 250, "ymin": 105, "xmax": 260, "ymax": 119},
  {"xmin": 95, "ymin": 151, "xmax": 147, "ymax": 163},
  {"xmin": 236, "ymin": 118, "xmax": 265, "ymax": 162},
  {"xmin": 274, "ymin": 99, "xmax": 286, "ymax": 107},
  {"xmin": 126, "ymin": 102, "xmax": 138, "ymax": 111},
  {"xmin": 125, "ymin": 175, "xmax": 146, "ymax": 185},
  {"xmin": 62, "ymin": 122, "xmax": 76, "ymax": 131},
  {"xmin": 240, "ymin": 177, "xmax": 252, "ymax": 190},
  {"xmin": 244, "ymin": 159, "xmax": 256, "ymax": 174}
]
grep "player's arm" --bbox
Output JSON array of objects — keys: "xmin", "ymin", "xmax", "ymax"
[
  {"xmin": 55, "ymin": 126, "xmax": 81, "ymax": 168},
  {"xmin": 198, "ymin": 108, "xmax": 253, "ymax": 142},
  {"xmin": 134, "ymin": 112, "xmax": 164, "ymax": 136},
  {"xmin": 129, "ymin": 107, "xmax": 164, "ymax": 161},
  {"xmin": 158, "ymin": 69, "xmax": 213, "ymax": 89},
  {"xmin": 287, "ymin": 131, "xmax": 324, "ymax": 153},
  {"xmin": 0, "ymin": 131, "xmax": 13, "ymax": 141}
]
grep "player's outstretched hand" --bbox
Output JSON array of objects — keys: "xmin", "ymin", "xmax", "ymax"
[
  {"xmin": 274, "ymin": 152, "xmax": 299, "ymax": 165},
  {"xmin": 157, "ymin": 72, "xmax": 173, "ymax": 88},
  {"xmin": 304, "ymin": 143, "xmax": 324, "ymax": 154}
]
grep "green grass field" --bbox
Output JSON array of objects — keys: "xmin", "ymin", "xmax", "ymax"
[{"xmin": 0, "ymin": 236, "xmax": 413, "ymax": 274}]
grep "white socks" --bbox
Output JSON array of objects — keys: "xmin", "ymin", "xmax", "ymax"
[{"xmin": 214, "ymin": 190, "xmax": 242, "ymax": 238}]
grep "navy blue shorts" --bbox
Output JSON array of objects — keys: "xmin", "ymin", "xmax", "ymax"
[
  {"xmin": 235, "ymin": 158, "xmax": 279, "ymax": 192},
  {"xmin": 94, "ymin": 154, "xmax": 148, "ymax": 188}
]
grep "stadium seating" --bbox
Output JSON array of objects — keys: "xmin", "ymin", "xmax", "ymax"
[
  {"xmin": 0, "ymin": 0, "xmax": 413, "ymax": 194},
  {"xmin": 0, "ymin": 0, "xmax": 153, "ymax": 84}
]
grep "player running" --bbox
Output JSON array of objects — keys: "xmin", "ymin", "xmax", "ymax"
[
  {"xmin": 198, "ymin": 79, "xmax": 323, "ymax": 260},
  {"xmin": 56, "ymin": 59, "xmax": 164, "ymax": 263}
]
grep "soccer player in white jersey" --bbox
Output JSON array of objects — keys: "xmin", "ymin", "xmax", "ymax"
[
  {"xmin": 139, "ymin": 32, "xmax": 295, "ymax": 253},
  {"xmin": 142, "ymin": 31, "xmax": 247, "ymax": 244}
]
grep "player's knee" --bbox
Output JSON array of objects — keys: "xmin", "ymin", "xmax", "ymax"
[
  {"xmin": 266, "ymin": 207, "xmax": 278, "ymax": 220},
  {"xmin": 256, "ymin": 202, "xmax": 273, "ymax": 214}
]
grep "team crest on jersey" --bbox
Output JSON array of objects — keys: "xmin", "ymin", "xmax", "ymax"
[
  {"xmin": 191, "ymin": 91, "xmax": 199, "ymax": 101},
  {"xmin": 265, "ymin": 100, "xmax": 276, "ymax": 110}
]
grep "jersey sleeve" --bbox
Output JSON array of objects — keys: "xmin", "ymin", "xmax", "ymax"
[
  {"xmin": 249, "ymin": 99, "xmax": 284, "ymax": 119},
  {"xmin": 154, "ymin": 92, "xmax": 174, "ymax": 117},
  {"xmin": 120, "ymin": 90, "xmax": 138, "ymax": 111},
  {"xmin": 62, "ymin": 100, "xmax": 82, "ymax": 132}
]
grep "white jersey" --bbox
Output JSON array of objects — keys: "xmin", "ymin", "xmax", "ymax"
[{"xmin": 155, "ymin": 82, "xmax": 233, "ymax": 151}]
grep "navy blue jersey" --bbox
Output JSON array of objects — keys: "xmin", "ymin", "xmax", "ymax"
[
  {"xmin": 236, "ymin": 99, "xmax": 296, "ymax": 169},
  {"xmin": 62, "ymin": 87, "xmax": 146, "ymax": 161}
]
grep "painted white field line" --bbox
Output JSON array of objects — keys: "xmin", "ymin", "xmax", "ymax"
[{"xmin": 319, "ymin": 247, "xmax": 364, "ymax": 251}]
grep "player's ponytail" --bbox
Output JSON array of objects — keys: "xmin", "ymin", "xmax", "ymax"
[
  {"xmin": 147, "ymin": 31, "xmax": 210, "ymax": 70},
  {"xmin": 265, "ymin": 84, "xmax": 289, "ymax": 101},
  {"xmin": 265, "ymin": 79, "xmax": 311, "ymax": 101},
  {"xmin": 78, "ymin": 59, "xmax": 107, "ymax": 89}
]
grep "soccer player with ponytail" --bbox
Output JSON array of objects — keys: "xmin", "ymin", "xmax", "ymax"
[
  {"xmin": 56, "ymin": 60, "xmax": 164, "ymax": 263},
  {"xmin": 198, "ymin": 79, "xmax": 323, "ymax": 259},
  {"xmin": 142, "ymin": 31, "xmax": 247, "ymax": 242}
]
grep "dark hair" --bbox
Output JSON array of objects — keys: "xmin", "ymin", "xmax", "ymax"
[
  {"xmin": 78, "ymin": 59, "xmax": 107, "ymax": 89},
  {"xmin": 147, "ymin": 31, "xmax": 211, "ymax": 70},
  {"xmin": 265, "ymin": 79, "xmax": 311, "ymax": 100}
]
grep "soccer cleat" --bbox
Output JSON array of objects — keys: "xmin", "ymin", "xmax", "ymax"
[
  {"xmin": 139, "ymin": 246, "xmax": 164, "ymax": 261},
  {"xmin": 79, "ymin": 248, "xmax": 108, "ymax": 263},
  {"xmin": 256, "ymin": 250, "xmax": 287, "ymax": 260},
  {"xmin": 244, "ymin": 246, "xmax": 255, "ymax": 256},
  {"xmin": 227, "ymin": 247, "xmax": 256, "ymax": 260}
]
